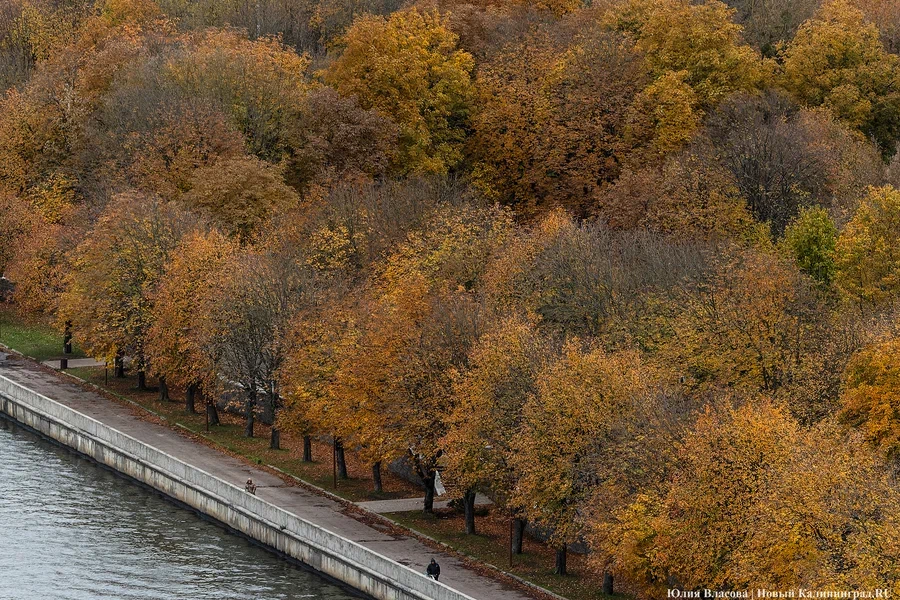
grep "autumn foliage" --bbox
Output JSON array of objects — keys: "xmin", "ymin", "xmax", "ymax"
[{"xmin": 5, "ymin": 0, "xmax": 900, "ymax": 594}]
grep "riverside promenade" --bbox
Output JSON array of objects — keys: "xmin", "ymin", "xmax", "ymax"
[{"xmin": 0, "ymin": 356, "xmax": 534, "ymax": 600}]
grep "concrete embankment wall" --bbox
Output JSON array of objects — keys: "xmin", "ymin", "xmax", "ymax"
[{"xmin": 0, "ymin": 374, "xmax": 473, "ymax": 600}]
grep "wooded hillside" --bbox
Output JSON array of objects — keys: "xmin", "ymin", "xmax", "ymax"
[{"xmin": 3, "ymin": 0, "xmax": 900, "ymax": 595}]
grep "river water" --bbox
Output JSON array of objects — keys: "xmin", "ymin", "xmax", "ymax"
[{"xmin": 0, "ymin": 418, "xmax": 362, "ymax": 600}]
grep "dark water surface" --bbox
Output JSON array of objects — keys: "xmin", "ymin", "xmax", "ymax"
[{"xmin": 0, "ymin": 419, "xmax": 361, "ymax": 600}]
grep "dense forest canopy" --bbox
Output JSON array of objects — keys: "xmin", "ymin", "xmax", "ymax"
[{"xmin": 3, "ymin": 0, "xmax": 900, "ymax": 595}]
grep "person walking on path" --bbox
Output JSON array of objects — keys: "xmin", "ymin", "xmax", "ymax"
[{"xmin": 426, "ymin": 558, "xmax": 440, "ymax": 581}]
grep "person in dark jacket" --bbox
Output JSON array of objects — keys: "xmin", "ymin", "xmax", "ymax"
[{"xmin": 426, "ymin": 558, "xmax": 440, "ymax": 580}]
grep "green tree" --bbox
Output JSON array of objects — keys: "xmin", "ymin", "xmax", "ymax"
[{"xmin": 781, "ymin": 205, "xmax": 838, "ymax": 286}]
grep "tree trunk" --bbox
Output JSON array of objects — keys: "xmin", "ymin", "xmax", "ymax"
[
  {"xmin": 270, "ymin": 427, "xmax": 280, "ymax": 450},
  {"xmin": 206, "ymin": 399, "xmax": 220, "ymax": 426},
  {"xmin": 423, "ymin": 471, "xmax": 436, "ymax": 514},
  {"xmin": 463, "ymin": 489, "xmax": 477, "ymax": 535},
  {"xmin": 114, "ymin": 356, "xmax": 125, "ymax": 378},
  {"xmin": 335, "ymin": 439, "xmax": 348, "ymax": 479},
  {"xmin": 555, "ymin": 545, "xmax": 567, "ymax": 576},
  {"xmin": 185, "ymin": 383, "xmax": 196, "ymax": 413},
  {"xmin": 244, "ymin": 390, "xmax": 255, "ymax": 438},
  {"xmin": 137, "ymin": 370, "xmax": 147, "ymax": 391},
  {"xmin": 512, "ymin": 518, "xmax": 526, "ymax": 555},
  {"xmin": 602, "ymin": 571, "xmax": 614, "ymax": 595},
  {"xmin": 303, "ymin": 435, "xmax": 312, "ymax": 462},
  {"xmin": 372, "ymin": 462, "xmax": 383, "ymax": 493},
  {"xmin": 159, "ymin": 376, "xmax": 169, "ymax": 402},
  {"xmin": 261, "ymin": 389, "xmax": 276, "ymax": 425},
  {"xmin": 63, "ymin": 321, "xmax": 72, "ymax": 355}
]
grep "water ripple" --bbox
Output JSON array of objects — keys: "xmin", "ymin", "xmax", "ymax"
[{"xmin": 0, "ymin": 420, "xmax": 359, "ymax": 600}]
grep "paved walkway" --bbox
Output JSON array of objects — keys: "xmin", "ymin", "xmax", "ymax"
[
  {"xmin": 0, "ymin": 357, "xmax": 534, "ymax": 600},
  {"xmin": 42, "ymin": 357, "xmax": 106, "ymax": 369},
  {"xmin": 358, "ymin": 493, "xmax": 492, "ymax": 514}
]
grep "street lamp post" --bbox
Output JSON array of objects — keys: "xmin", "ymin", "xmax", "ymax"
[
  {"xmin": 332, "ymin": 437, "xmax": 338, "ymax": 489},
  {"xmin": 509, "ymin": 518, "xmax": 514, "ymax": 568}
]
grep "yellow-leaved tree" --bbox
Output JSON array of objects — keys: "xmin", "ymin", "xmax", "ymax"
[
  {"xmin": 511, "ymin": 341, "xmax": 651, "ymax": 576},
  {"xmin": 623, "ymin": 70, "xmax": 701, "ymax": 161},
  {"xmin": 470, "ymin": 23, "xmax": 647, "ymax": 215},
  {"xmin": 648, "ymin": 399, "xmax": 796, "ymax": 590},
  {"xmin": 834, "ymin": 186, "xmax": 900, "ymax": 306},
  {"xmin": 442, "ymin": 315, "xmax": 547, "ymax": 537},
  {"xmin": 324, "ymin": 8, "xmax": 474, "ymax": 175},
  {"xmin": 608, "ymin": 398, "xmax": 900, "ymax": 597},
  {"xmin": 164, "ymin": 28, "xmax": 310, "ymax": 161},
  {"xmin": 278, "ymin": 300, "xmax": 361, "ymax": 470},
  {"xmin": 780, "ymin": 0, "xmax": 900, "ymax": 157},
  {"xmin": 610, "ymin": 0, "xmax": 767, "ymax": 108},
  {"xmin": 664, "ymin": 250, "xmax": 826, "ymax": 401},
  {"xmin": 735, "ymin": 422, "xmax": 900, "ymax": 591}
]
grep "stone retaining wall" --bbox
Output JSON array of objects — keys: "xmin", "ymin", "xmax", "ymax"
[{"xmin": 0, "ymin": 374, "xmax": 474, "ymax": 600}]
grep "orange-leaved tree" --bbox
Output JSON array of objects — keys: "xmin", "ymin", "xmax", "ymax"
[
  {"xmin": 327, "ymin": 202, "xmax": 513, "ymax": 508},
  {"xmin": 60, "ymin": 193, "xmax": 199, "ymax": 388},
  {"xmin": 146, "ymin": 228, "xmax": 237, "ymax": 414},
  {"xmin": 278, "ymin": 299, "xmax": 361, "ymax": 470},
  {"xmin": 470, "ymin": 22, "xmax": 647, "ymax": 216},
  {"xmin": 735, "ymin": 422, "xmax": 900, "ymax": 591},
  {"xmin": 182, "ymin": 155, "xmax": 300, "ymax": 244},
  {"xmin": 839, "ymin": 337, "xmax": 900, "ymax": 459}
]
